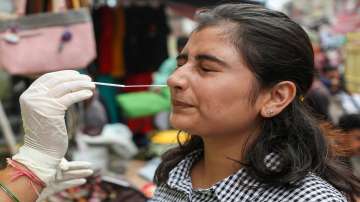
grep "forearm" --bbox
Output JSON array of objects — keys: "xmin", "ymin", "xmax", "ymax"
[{"xmin": 0, "ymin": 166, "xmax": 43, "ymax": 202}]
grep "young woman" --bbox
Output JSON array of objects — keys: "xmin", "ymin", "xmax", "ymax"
[
  {"xmin": 0, "ymin": 3, "xmax": 359, "ymax": 202},
  {"xmin": 151, "ymin": 3, "xmax": 360, "ymax": 202}
]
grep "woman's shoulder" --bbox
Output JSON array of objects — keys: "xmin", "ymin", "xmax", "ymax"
[
  {"xmin": 298, "ymin": 173, "xmax": 347, "ymax": 201},
  {"xmin": 149, "ymin": 173, "xmax": 348, "ymax": 202},
  {"xmin": 303, "ymin": 173, "xmax": 347, "ymax": 200},
  {"xmin": 258, "ymin": 173, "xmax": 348, "ymax": 202}
]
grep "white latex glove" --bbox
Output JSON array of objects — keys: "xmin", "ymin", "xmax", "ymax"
[
  {"xmin": 12, "ymin": 70, "xmax": 95, "ymax": 185},
  {"xmin": 36, "ymin": 158, "xmax": 94, "ymax": 202}
]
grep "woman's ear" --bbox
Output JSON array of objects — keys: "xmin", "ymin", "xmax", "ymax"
[{"xmin": 260, "ymin": 81, "xmax": 297, "ymax": 118}]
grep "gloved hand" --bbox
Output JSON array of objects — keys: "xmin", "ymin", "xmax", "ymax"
[
  {"xmin": 36, "ymin": 158, "xmax": 93, "ymax": 202},
  {"xmin": 12, "ymin": 70, "xmax": 95, "ymax": 186}
]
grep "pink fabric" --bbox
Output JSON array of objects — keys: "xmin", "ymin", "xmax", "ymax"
[
  {"xmin": 7, "ymin": 158, "xmax": 44, "ymax": 196},
  {"xmin": 0, "ymin": 22, "xmax": 96, "ymax": 75},
  {"xmin": 333, "ymin": 12, "xmax": 360, "ymax": 34},
  {"xmin": 7, "ymin": 158, "xmax": 45, "ymax": 187}
]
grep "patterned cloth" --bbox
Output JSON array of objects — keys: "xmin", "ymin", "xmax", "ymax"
[{"xmin": 150, "ymin": 150, "xmax": 347, "ymax": 202}]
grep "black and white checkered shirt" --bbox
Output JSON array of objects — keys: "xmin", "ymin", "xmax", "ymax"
[{"xmin": 150, "ymin": 150, "xmax": 347, "ymax": 202}]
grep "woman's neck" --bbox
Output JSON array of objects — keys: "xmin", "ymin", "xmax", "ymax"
[{"xmin": 191, "ymin": 128, "xmax": 260, "ymax": 189}]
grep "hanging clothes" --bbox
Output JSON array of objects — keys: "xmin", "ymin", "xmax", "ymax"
[
  {"xmin": 122, "ymin": 73, "xmax": 155, "ymax": 136},
  {"xmin": 111, "ymin": 5, "xmax": 126, "ymax": 78},
  {"xmin": 122, "ymin": 3, "xmax": 170, "ymax": 135},
  {"xmin": 25, "ymin": 0, "xmax": 45, "ymax": 14},
  {"xmin": 124, "ymin": 4, "xmax": 170, "ymax": 74},
  {"xmin": 98, "ymin": 6, "xmax": 115, "ymax": 74},
  {"xmin": 91, "ymin": 4, "xmax": 102, "ymax": 51}
]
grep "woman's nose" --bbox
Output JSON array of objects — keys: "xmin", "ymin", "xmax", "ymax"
[{"xmin": 167, "ymin": 66, "xmax": 189, "ymax": 91}]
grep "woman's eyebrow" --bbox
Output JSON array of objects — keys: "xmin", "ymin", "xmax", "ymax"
[{"xmin": 176, "ymin": 53, "xmax": 229, "ymax": 68}]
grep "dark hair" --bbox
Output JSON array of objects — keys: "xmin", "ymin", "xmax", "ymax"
[
  {"xmin": 176, "ymin": 36, "xmax": 188, "ymax": 50},
  {"xmin": 154, "ymin": 3, "xmax": 360, "ymax": 201},
  {"xmin": 339, "ymin": 114, "xmax": 360, "ymax": 132}
]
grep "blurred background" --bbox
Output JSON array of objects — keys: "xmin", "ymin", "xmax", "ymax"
[{"xmin": 0, "ymin": 0, "xmax": 358, "ymax": 201}]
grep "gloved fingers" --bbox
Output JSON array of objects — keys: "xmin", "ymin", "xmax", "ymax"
[
  {"xmin": 58, "ymin": 158, "xmax": 70, "ymax": 170},
  {"xmin": 32, "ymin": 70, "xmax": 81, "ymax": 87},
  {"xmin": 58, "ymin": 169, "xmax": 93, "ymax": 181},
  {"xmin": 46, "ymin": 73, "xmax": 92, "ymax": 89},
  {"xmin": 49, "ymin": 80, "xmax": 95, "ymax": 98},
  {"xmin": 59, "ymin": 160, "xmax": 92, "ymax": 171},
  {"xmin": 56, "ymin": 178, "xmax": 87, "ymax": 190},
  {"xmin": 57, "ymin": 89, "xmax": 94, "ymax": 108}
]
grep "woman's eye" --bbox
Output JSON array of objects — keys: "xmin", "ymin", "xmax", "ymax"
[
  {"xmin": 199, "ymin": 64, "xmax": 216, "ymax": 72},
  {"xmin": 200, "ymin": 67, "xmax": 212, "ymax": 72},
  {"xmin": 199, "ymin": 62, "xmax": 218, "ymax": 73}
]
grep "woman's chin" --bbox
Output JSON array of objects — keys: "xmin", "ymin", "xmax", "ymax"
[{"xmin": 170, "ymin": 115, "xmax": 195, "ymax": 133}]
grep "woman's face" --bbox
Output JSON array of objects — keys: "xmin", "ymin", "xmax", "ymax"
[{"xmin": 168, "ymin": 26, "xmax": 264, "ymax": 138}]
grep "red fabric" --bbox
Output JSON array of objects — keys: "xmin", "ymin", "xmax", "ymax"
[
  {"xmin": 98, "ymin": 7, "xmax": 114, "ymax": 74},
  {"xmin": 123, "ymin": 72, "xmax": 153, "ymax": 92},
  {"xmin": 127, "ymin": 117, "xmax": 154, "ymax": 135},
  {"xmin": 124, "ymin": 72, "xmax": 154, "ymax": 134}
]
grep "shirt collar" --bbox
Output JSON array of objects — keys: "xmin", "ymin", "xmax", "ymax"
[
  {"xmin": 212, "ymin": 168, "xmax": 262, "ymax": 202},
  {"xmin": 166, "ymin": 150, "xmax": 282, "ymax": 202},
  {"xmin": 167, "ymin": 150, "xmax": 202, "ymax": 194}
]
